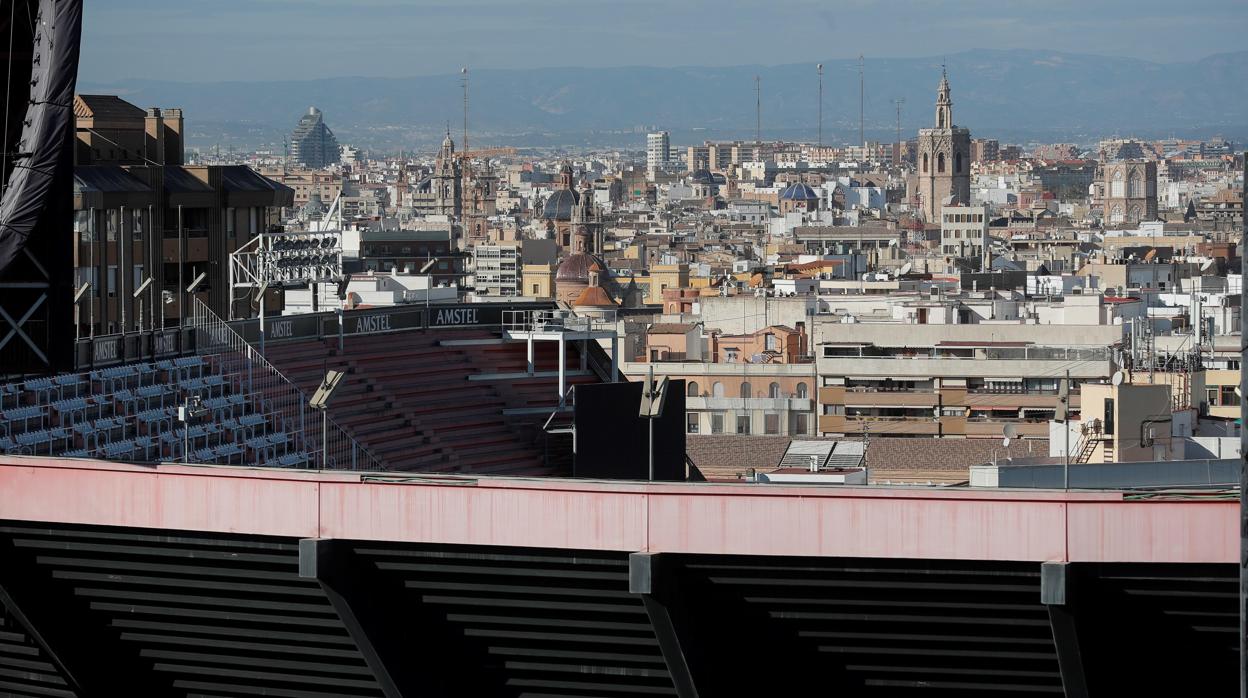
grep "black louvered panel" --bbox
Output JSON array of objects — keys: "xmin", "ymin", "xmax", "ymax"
[
  {"xmin": 0, "ymin": 523, "xmax": 384, "ymax": 698},
  {"xmin": 354, "ymin": 544, "xmax": 677, "ymax": 697},
  {"xmin": 1078, "ymin": 563, "xmax": 1237, "ymax": 697},
  {"xmin": 0, "ymin": 602, "xmax": 76, "ymax": 698},
  {"xmin": 679, "ymin": 557, "xmax": 1062, "ymax": 697}
]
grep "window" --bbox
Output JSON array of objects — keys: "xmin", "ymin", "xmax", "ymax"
[
  {"xmin": 769, "ymin": 382, "xmax": 781, "ymax": 398},
  {"xmin": 765, "ymin": 333, "xmax": 777, "ymax": 351},
  {"xmin": 712, "ymin": 382, "xmax": 724, "ymax": 398},
  {"xmin": 736, "ymin": 415, "xmax": 751, "ymax": 434},
  {"xmin": 793, "ymin": 413, "xmax": 809, "ymax": 435},
  {"xmin": 106, "ymin": 210, "xmax": 118, "ymax": 242},
  {"xmin": 687, "ymin": 381, "xmax": 699, "ymax": 397},
  {"xmin": 687, "ymin": 413, "xmax": 699, "ymax": 434},
  {"xmin": 1103, "ymin": 398, "xmax": 1115, "ymax": 435},
  {"xmin": 1220, "ymin": 386, "xmax": 1240, "ymax": 407},
  {"xmin": 107, "ymin": 266, "xmax": 117, "ymax": 297},
  {"xmin": 739, "ymin": 382, "xmax": 751, "ymax": 399},
  {"xmin": 531, "ymin": 284, "xmax": 539, "ymax": 294},
  {"xmin": 225, "ymin": 208, "xmax": 235, "ymax": 236},
  {"xmin": 955, "ymin": 152, "xmax": 963, "ymax": 174},
  {"xmin": 764, "ymin": 413, "xmax": 780, "ymax": 435},
  {"xmin": 131, "ymin": 209, "xmax": 144, "ymax": 241},
  {"xmin": 711, "ymin": 413, "xmax": 724, "ymax": 434},
  {"xmin": 1208, "ymin": 388, "xmax": 1219, "ymax": 406},
  {"xmin": 922, "ymin": 153, "xmax": 928, "ymax": 173},
  {"xmin": 796, "ymin": 382, "xmax": 808, "ymax": 399},
  {"xmin": 133, "ymin": 265, "xmax": 144, "ymax": 290},
  {"xmin": 937, "ymin": 153, "xmax": 945, "ymax": 173},
  {"xmin": 74, "ymin": 210, "xmax": 93, "ymax": 242}
]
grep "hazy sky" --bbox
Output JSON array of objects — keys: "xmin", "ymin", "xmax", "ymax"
[{"xmin": 81, "ymin": 0, "xmax": 1247, "ymax": 83}]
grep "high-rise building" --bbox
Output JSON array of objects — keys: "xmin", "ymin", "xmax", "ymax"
[
  {"xmin": 646, "ymin": 131, "xmax": 670, "ymax": 174},
  {"xmin": 289, "ymin": 107, "xmax": 340, "ymax": 168},
  {"xmin": 916, "ymin": 70, "xmax": 971, "ymax": 221},
  {"xmin": 1101, "ymin": 161, "xmax": 1157, "ymax": 226}
]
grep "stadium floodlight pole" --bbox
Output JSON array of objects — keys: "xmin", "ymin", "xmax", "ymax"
[
  {"xmin": 73, "ymin": 283, "xmax": 90, "ymax": 342},
  {"xmin": 420, "ymin": 257, "xmax": 438, "ymax": 313},
  {"xmin": 256, "ymin": 282, "xmax": 269, "ymax": 359},
  {"xmin": 133, "ymin": 276, "xmax": 152, "ymax": 337},
  {"xmin": 1239, "ymin": 153, "xmax": 1246, "ymax": 698}
]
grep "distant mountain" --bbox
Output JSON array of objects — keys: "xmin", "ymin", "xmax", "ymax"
[{"xmin": 79, "ymin": 49, "xmax": 1248, "ymax": 152}]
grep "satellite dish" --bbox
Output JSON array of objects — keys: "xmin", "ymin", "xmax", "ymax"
[
  {"xmin": 1200, "ymin": 258, "xmax": 1214, "ymax": 272},
  {"xmin": 899, "ymin": 262, "xmax": 913, "ymax": 276},
  {"xmin": 1003, "ymin": 423, "xmax": 1019, "ymax": 440},
  {"xmin": 1111, "ymin": 370, "xmax": 1126, "ymax": 386}
]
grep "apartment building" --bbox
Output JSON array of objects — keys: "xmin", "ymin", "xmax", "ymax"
[
  {"xmin": 939, "ymin": 204, "xmax": 988, "ymax": 271},
  {"xmin": 624, "ymin": 322, "xmax": 817, "ymax": 436},
  {"xmin": 814, "ymin": 294, "xmax": 1127, "ymax": 439},
  {"xmin": 72, "ymin": 95, "xmax": 293, "ymax": 334},
  {"xmin": 473, "ymin": 243, "xmax": 522, "ymax": 297}
]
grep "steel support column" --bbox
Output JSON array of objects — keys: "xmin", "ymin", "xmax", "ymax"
[
  {"xmin": 1042, "ymin": 561, "xmax": 1089, "ymax": 698},
  {"xmin": 630, "ymin": 552, "xmax": 700, "ymax": 698},
  {"xmin": 299, "ymin": 538, "xmax": 410, "ymax": 698}
]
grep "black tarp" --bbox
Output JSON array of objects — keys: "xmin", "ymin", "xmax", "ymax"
[{"xmin": 0, "ymin": 0, "xmax": 83, "ymax": 275}]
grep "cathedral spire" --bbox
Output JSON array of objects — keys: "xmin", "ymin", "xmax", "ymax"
[{"xmin": 935, "ymin": 67, "xmax": 953, "ymax": 129}]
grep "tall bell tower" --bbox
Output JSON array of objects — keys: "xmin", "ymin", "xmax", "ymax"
[{"xmin": 916, "ymin": 68, "xmax": 971, "ymax": 221}]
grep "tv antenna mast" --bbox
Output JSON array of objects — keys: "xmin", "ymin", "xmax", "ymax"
[
  {"xmin": 892, "ymin": 97, "xmax": 905, "ymax": 165},
  {"xmin": 858, "ymin": 55, "xmax": 865, "ymax": 149},
  {"xmin": 817, "ymin": 63, "xmax": 824, "ymax": 148},
  {"xmin": 754, "ymin": 75, "xmax": 761, "ymax": 148}
]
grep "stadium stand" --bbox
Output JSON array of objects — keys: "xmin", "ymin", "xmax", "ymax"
[
  {"xmin": 0, "ymin": 355, "xmax": 311, "ymax": 466},
  {"xmin": 264, "ymin": 326, "xmax": 605, "ymax": 476}
]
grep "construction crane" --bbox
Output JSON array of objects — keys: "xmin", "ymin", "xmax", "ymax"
[{"xmin": 455, "ymin": 146, "xmax": 517, "ymax": 161}]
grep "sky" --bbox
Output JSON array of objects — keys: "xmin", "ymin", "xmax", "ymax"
[{"xmin": 81, "ymin": 0, "xmax": 1248, "ymax": 83}]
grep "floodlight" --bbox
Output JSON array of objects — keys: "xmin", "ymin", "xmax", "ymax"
[
  {"xmin": 133, "ymin": 277, "xmax": 152, "ymax": 299},
  {"xmin": 310, "ymin": 370, "xmax": 346, "ymax": 410},
  {"xmin": 73, "ymin": 282, "xmax": 91, "ymax": 303},
  {"xmin": 187, "ymin": 272, "xmax": 207, "ymax": 293}
]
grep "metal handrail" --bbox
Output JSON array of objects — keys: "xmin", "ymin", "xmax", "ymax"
[{"xmin": 190, "ymin": 299, "xmax": 384, "ymax": 471}]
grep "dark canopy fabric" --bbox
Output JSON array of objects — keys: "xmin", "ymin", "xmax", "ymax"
[{"xmin": 0, "ymin": 0, "xmax": 83, "ymax": 274}]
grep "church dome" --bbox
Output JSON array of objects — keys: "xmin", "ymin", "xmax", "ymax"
[
  {"xmin": 555, "ymin": 252, "xmax": 603, "ymax": 283},
  {"xmin": 542, "ymin": 188, "xmax": 580, "ymax": 220},
  {"xmin": 779, "ymin": 182, "xmax": 820, "ymax": 201},
  {"xmin": 573, "ymin": 285, "xmax": 616, "ymax": 308},
  {"xmin": 690, "ymin": 169, "xmax": 717, "ymax": 185}
]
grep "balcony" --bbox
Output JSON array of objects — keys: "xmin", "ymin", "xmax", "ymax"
[
  {"xmin": 965, "ymin": 421, "xmax": 1050, "ymax": 437},
  {"xmin": 687, "ymin": 397, "xmax": 812, "ymax": 412},
  {"xmin": 818, "ymin": 356, "xmax": 1112, "ymax": 380},
  {"xmin": 840, "ymin": 390, "xmax": 939, "ymax": 408}
]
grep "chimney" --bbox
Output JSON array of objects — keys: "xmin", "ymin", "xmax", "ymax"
[
  {"xmin": 144, "ymin": 108, "xmax": 164, "ymax": 165},
  {"xmin": 162, "ymin": 108, "xmax": 184, "ymax": 166}
]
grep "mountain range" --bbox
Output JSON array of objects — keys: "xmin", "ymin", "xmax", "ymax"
[{"xmin": 78, "ymin": 49, "xmax": 1248, "ymax": 152}]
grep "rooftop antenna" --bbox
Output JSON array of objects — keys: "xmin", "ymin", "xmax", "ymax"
[
  {"xmin": 817, "ymin": 64, "xmax": 824, "ymax": 148},
  {"xmin": 461, "ymin": 67, "xmax": 469, "ymax": 159},
  {"xmin": 858, "ymin": 55, "xmax": 865, "ymax": 149},
  {"xmin": 754, "ymin": 75, "xmax": 761, "ymax": 150},
  {"xmin": 892, "ymin": 97, "xmax": 905, "ymax": 166}
]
